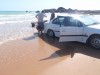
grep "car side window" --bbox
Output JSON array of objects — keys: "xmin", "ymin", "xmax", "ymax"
[
  {"xmin": 64, "ymin": 17, "xmax": 83, "ymax": 27},
  {"xmin": 52, "ymin": 17, "xmax": 65, "ymax": 25},
  {"xmin": 63, "ymin": 17, "xmax": 71, "ymax": 26},
  {"xmin": 52, "ymin": 18, "xmax": 60, "ymax": 25},
  {"xmin": 58, "ymin": 17, "xmax": 65, "ymax": 25},
  {"xmin": 70, "ymin": 18, "xmax": 83, "ymax": 27},
  {"xmin": 77, "ymin": 21, "xmax": 83, "ymax": 27},
  {"xmin": 69, "ymin": 18, "xmax": 78, "ymax": 27}
]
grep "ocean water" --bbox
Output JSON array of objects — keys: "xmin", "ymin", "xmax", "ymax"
[
  {"xmin": 0, "ymin": 11, "xmax": 37, "ymax": 44},
  {"xmin": 0, "ymin": 11, "xmax": 37, "ymax": 24}
]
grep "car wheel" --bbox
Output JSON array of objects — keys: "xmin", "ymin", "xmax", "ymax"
[
  {"xmin": 89, "ymin": 35, "xmax": 100, "ymax": 49},
  {"xmin": 47, "ymin": 30, "xmax": 55, "ymax": 37}
]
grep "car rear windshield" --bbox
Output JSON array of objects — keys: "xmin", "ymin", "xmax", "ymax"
[{"xmin": 79, "ymin": 16, "xmax": 100, "ymax": 26}]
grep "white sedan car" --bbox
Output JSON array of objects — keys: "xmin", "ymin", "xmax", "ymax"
[{"xmin": 44, "ymin": 15, "xmax": 100, "ymax": 49}]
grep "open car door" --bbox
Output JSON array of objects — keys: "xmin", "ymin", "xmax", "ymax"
[{"xmin": 59, "ymin": 17, "xmax": 84, "ymax": 42}]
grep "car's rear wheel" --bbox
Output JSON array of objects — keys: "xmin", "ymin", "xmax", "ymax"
[
  {"xmin": 89, "ymin": 35, "xmax": 100, "ymax": 49},
  {"xmin": 47, "ymin": 30, "xmax": 55, "ymax": 37}
]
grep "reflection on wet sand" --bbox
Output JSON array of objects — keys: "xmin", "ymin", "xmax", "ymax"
[
  {"xmin": 0, "ymin": 33, "xmax": 100, "ymax": 75},
  {"xmin": 38, "ymin": 34, "xmax": 100, "ymax": 59},
  {"xmin": 39, "ymin": 35, "xmax": 75, "ymax": 61}
]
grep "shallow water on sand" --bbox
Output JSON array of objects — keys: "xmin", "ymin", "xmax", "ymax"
[
  {"xmin": 0, "ymin": 21, "xmax": 34, "ymax": 44},
  {"xmin": 0, "ymin": 12, "xmax": 51, "ymax": 44}
]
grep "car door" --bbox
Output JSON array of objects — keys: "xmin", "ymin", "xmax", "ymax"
[
  {"xmin": 52, "ymin": 17, "xmax": 65, "ymax": 37},
  {"xmin": 59, "ymin": 17, "xmax": 84, "ymax": 42}
]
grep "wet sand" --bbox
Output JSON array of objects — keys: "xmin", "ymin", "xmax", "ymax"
[{"xmin": 0, "ymin": 32, "xmax": 100, "ymax": 75}]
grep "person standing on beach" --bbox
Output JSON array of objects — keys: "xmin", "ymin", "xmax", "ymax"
[
  {"xmin": 50, "ymin": 11, "xmax": 55, "ymax": 20},
  {"xmin": 36, "ymin": 11, "xmax": 46, "ymax": 34}
]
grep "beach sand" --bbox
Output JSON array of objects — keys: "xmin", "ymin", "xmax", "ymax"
[{"xmin": 0, "ymin": 31, "xmax": 100, "ymax": 75}]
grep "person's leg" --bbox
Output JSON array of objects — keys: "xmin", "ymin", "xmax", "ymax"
[
  {"xmin": 37, "ymin": 22, "xmax": 41, "ymax": 34},
  {"xmin": 41, "ymin": 22, "xmax": 44, "ymax": 34},
  {"xmin": 38, "ymin": 30, "xmax": 40, "ymax": 33},
  {"xmin": 40, "ymin": 30, "xmax": 43, "ymax": 34}
]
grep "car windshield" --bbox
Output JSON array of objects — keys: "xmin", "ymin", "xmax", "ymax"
[{"xmin": 79, "ymin": 16, "xmax": 100, "ymax": 26}]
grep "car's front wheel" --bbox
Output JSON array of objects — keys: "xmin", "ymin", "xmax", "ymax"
[
  {"xmin": 47, "ymin": 30, "xmax": 55, "ymax": 37},
  {"xmin": 89, "ymin": 35, "xmax": 100, "ymax": 49}
]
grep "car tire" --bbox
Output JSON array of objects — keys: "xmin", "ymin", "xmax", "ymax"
[
  {"xmin": 89, "ymin": 35, "xmax": 100, "ymax": 49},
  {"xmin": 47, "ymin": 30, "xmax": 55, "ymax": 37}
]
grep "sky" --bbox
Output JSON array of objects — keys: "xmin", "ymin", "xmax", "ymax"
[{"xmin": 0, "ymin": 0, "xmax": 100, "ymax": 11}]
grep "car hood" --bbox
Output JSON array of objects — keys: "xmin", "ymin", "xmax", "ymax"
[{"xmin": 88, "ymin": 24, "xmax": 100, "ymax": 29}]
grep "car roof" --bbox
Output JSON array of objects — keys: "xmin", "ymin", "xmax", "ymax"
[
  {"xmin": 57, "ymin": 14, "xmax": 83, "ymax": 18},
  {"xmin": 55, "ymin": 13, "xmax": 80, "ymax": 18}
]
